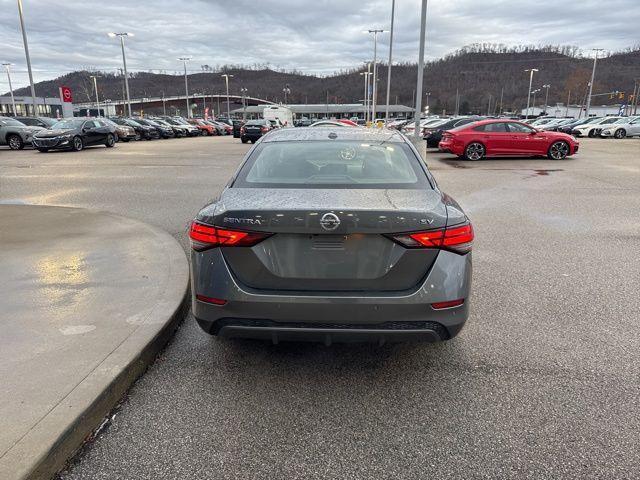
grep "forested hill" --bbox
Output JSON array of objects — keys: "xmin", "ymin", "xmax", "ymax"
[{"xmin": 9, "ymin": 45, "xmax": 640, "ymax": 114}]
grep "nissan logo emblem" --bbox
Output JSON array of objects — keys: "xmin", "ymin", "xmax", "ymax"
[{"xmin": 320, "ymin": 212, "xmax": 340, "ymax": 231}]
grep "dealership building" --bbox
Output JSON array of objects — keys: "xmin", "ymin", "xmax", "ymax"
[
  {"xmin": 0, "ymin": 95, "xmax": 73, "ymax": 118},
  {"xmin": 233, "ymin": 103, "xmax": 415, "ymax": 120}
]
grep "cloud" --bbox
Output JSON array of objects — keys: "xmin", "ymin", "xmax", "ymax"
[{"xmin": 0, "ymin": 0, "xmax": 638, "ymax": 90}]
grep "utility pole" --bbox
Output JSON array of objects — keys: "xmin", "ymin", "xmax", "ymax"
[
  {"xmin": 524, "ymin": 68, "xmax": 538, "ymax": 118},
  {"xmin": 498, "ymin": 86, "xmax": 504, "ymax": 116},
  {"xmin": 221, "ymin": 74, "xmax": 233, "ymax": 118},
  {"xmin": 2, "ymin": 63, "xmax": 17, "ymax": 115},
  {"xmin": 17, "ymin": 0, "xmax": 37, "ymax": 115},
  {"xmin": 585, "ymin": 48, "xmax": 604, "ymax": 118},
  {"xmin": 413, "ymin": 0, "xmax": 428, "ymax": 138},
  {"xmin": 90, "ymin": 75, "xmax": 100, "ymax": 117},
  {"xmin": 283, "ymin": 83, "xmax": 290, "ymax": 105},
  {"xmin": 360, "ymin": 70, "xmax": 370, "ymax": 122},
  {"xmin": 384, "ymin": 0, "xmax": 396, "ymax": 122},
  {"xmin": 565, "ymin": 89, "xmax": 571, "ymax": 117},
  {"xmin": 366, "ymin": 29, "xmax": 385, "ymax": 123},
  {"xmin": 109, "ymin": 33, "xmax": 134, "ymax": 116},
  {"xmin": 179, "ymin": 57, "xmax": 192, "ymax": 117},
  {"xmin": 487, "ymin": 94, "xmax": 492, "ymax": 116},
  {"xmin": 240, "ymin": 87, "xmax": 248, "ymax": 120},
  {"xmin": 531, "ymin": 88, "xmax": 540, "ymax": 114},
  {"xmin": 162, "ymin": 91, "xmax": 166, "ymax": 115},
  {"xmin": 542, "ymin": 84, "xmax": 551, "ymax": 115}
]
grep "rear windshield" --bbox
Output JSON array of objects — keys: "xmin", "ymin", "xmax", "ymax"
[{"xmin": 233, "ymin": 140, "xmax": 429, "ymax": 189}]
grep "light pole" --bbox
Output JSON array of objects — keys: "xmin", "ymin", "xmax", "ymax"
[
  {"xmin": 531, "ymin": 88, "xmax": 540, "ymax": 115},
  {"xmin": 384, "ymin": 0, "xmax": 396, "ymax": 122},
  {"xmin": 425, "ymin": 92, "xmax": 431, "ymax": 114},
  {"xmin": 585, "ymin": 48, "xmax": 604, "ymax": 118},
  {"xmin": 17, "ymin": 0, "xmax": 37, "ymax": 115},
  {"xmin": 90, "ymin": 75, "xmax": 101, "ymax": 117},
  {"xmin": 108, "ymin": 32, "xmax": 134, "ymax": 116},
  {"xmin": 2, "ymin": 63, "xmax": 17, "ymax": 115},
  {"xmin": 161, "ymin": 91, "xmax": 166, "ymax": 116},
  {"xmin": 365, "ymin": 29, "xmax": 386, "ymax": 123},
  {"xmin": 283, "ymin": 84, "xmax": 291, "ymax": 105},
  {"xmin": 178, "ymin": 56, "xmax": 192, "ymax": 117},
  {"xmin": 542, "ymin": 84, "xmax": 551, "ymax": 114},
  {"xmin": 240, "ymin": 87, "xmax": 248, "ymax": 119},
  {"xmin": 221, "ymin": 74, "xmax": 233, "ymax": 118},
  {"xmin": 360, "ymin": 70, "xmax": 370, "ymax": 122},
  {"xmin": 524, "ymin": 68, "xmax": 539, "ymax": 118},
  {"xmin": 413, "ymin": 0, "xmax": 428, "ymax": 139}
]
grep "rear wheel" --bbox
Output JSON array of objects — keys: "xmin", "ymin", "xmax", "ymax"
[
  {"xmin": 464, "ymin": 142, "xmax": 485, "ymax": 161},
  {"xmin": 614, "ymin": 128, "xmax": 626, "ymax": 139},
  {"xmin": 241, "ymin": 138, "xmax": 248, "ymax": 144},
  {"xmin": 548, "ymin": 141, "xmax": 570, "ymax": 160},
  {"xmin": 587, "ymin": 129, "xmax": 596, "ymax": 138},
  {"xmin": 105, "ymin": 133, "xmax": 115, "ymax": 147},
  {"xmin": 72, "ymin": 136, "xmax": 84, "ymax": 152},
  {"xmin": 7, "ymin": 134, "xmax": 24, "ymax": 150}
]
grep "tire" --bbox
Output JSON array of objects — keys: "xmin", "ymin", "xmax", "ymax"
[
  {"xmin": 105, "ymin": 133, "xmax": 115, "ymax": 148},
  {"xmin": 134, "ymin": 133, "xmax": 141, "ymax": 141},
  {"xmin": 614, "ymin": 129, "xmax": 626, "ymax": 139},
  {"xmin": 72, "ymin": 136, "xmax": 84, "ymax": 152},
  {"xmin": 121, "ymin": 138, "xmax": 130, "ymax": 142},
  {"xmin": 7, "ymin": 134, "xmax": 24, "ymax": 150},
  {"xmin": 547, "ymin": 140, "xmax": 570, "ymax": 160},
  {"xmin": 587, "ymin": 129, "xmax": 596, "ymax": 138},
  {"xmin": 464, "ymin": 142, "xmax": 485, "ymax": 161},
  {"xmin": 241, "ymin": 138, "xmax": 248, "ymax": 144},
  {"xmin": 37, "ymin": 148, "xmax": 49, "ymax": 153}
]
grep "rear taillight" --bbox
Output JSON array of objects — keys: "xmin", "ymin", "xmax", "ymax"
[
  {"xmin": 260, "ymin": 126, "xmax": 268, "ymax": 133},
  {"xmin": 389, "ymin": 222, "xmax": 474, "ymax": 254},
  {"xmin": 189, "ymin": 221, "xmax": 271, "ymax": 251},
  {"xmin": 240, "ymin": 127, "xmax": 245, "ymax": 134}
]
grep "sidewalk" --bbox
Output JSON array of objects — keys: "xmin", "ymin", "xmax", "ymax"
[{"xmin": 0, "ymin": 205, "xmax": 189, "ymax": 480}]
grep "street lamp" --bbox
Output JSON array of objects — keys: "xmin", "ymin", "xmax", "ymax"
[
  {"xmin": 360, "ymin": 63, "xmax": 372, "ymax": 122},
  {"xmin": 221, "ymin": 74, "xmax": 233, "ymax": 118},
  {"xmin": 585, "ymin": 48, "xmax": 604, "ymax": 118},
  {"xmin": 240, "ymin": 87, "xmax": 248, "ymax": 119},
  {"xmin": 108, "ymin": 32, "xmax": 134, "ymax": 116},
  {"xmin": 2, "ymin": 63, "xmax": 17, "ymax": 115},
  {"xmin": 17, "ymin": 0, "xmax": 37, "ymax": 115},
  {"xmin": 90, "ymin": 75, "xmax": 101, "ymax": 117},
  {"xmin": 524, "ymin": 68, "xmax": 539, "ymax": 118},
  {"xmin": 365, "ymin": 28, "xmax": 386, "ymax": 124},
  {"xmin": 531, "ymin": 88, "xmax": 541, "ymax": 115},
  {"xmin": 178, "ymin": 56, "xmax": 192, "ymax": 117},
  {"xmin": 542, "ymin": 84, "xmax": 551, "ymax": 114},
  {"xmin": 425, "ymin": 92, "xmax": 431, "ymax": 114},
  {"xmin": 283, "ymin": 84, "xmax": 291, "ymax": 105},
  {"xmin": 413, "ymin": 0, "xmax": 428, "ymax": 138}
]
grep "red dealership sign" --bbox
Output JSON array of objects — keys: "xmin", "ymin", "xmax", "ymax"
[{"xmin": 59, "ymin": 86, "xmax": 73, "ymax": 103}]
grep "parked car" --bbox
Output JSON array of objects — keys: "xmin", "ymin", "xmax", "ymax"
[
  {"xmin": 31, "ymin": 118, "xmax": 116, "ymax": 152},
  {"xmin": 0, "ymin": 117, "xmax": 43, "ymax": 150},
  {"xmin": 188, "ymin": 126, "xmax": 473, "ymax": 343},
  {"xmin": 188, "ymin": 118, "xmax": 216, "ymax": 136},
  {"xmin": 167, "ymin": 117, "xmax": 201, "ymax": 136},
  {"xmin": 424, "ymin": 117, "xmax": 483, "ymax": 148},
  {"xmin": 599, "ymin": 116, "xmax": 640, "ymax": 138},
  {"xmin": 210, "ymin": 120, "xmax": 232, "ymax": 135},
  {"xmin": 154, "ymin": 117, "xmax": 189, "ymax": 137},
  {"xmin": 12, "ymin": 116, "xmax": 58, "ymax": 129},
  {"xmin": 135, "ymin": 118, "xmax": 174, "ymax": 139},
  {"xmin": 109, "ymin": 117, "xmax": 156, "ymax": 140},
  {"xmin": 240, "ymin": 119, "xmax": 271, "ymax": 143},
  {"xmin": 556, "ymin": 117, "xmax": 601, "ymax": 134},
  {"xmin": 572, "ymin": 116, "xmax": 622, "ymax": 137},
  {"xmin": 438, "ymin": 119, "xmax": 579, "ymax": 160},
  {"xmin": 402, "ymin": 117, "xmax": 445, "ymax": 136},
  {"xmin": 102, "ymin": 118, "xmax": 136, "ymax": 142},
  {"xmin": 540, "ymin": 118, "xmax": 575, "ymax": 131}
]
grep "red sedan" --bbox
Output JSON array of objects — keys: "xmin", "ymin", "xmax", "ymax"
[{"xmin": 438, "ymin": 119, "xmax": 579, "ymax": 160}]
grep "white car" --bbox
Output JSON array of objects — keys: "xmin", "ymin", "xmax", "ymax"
[
  {"xmin": 571, "ymin": 116, "xmax": 622, "ymax": 137},
  {"xmin": 402, "ymin": 118, "xmax": 445, "ymax": 135},
  {"xmin": 599, "ymin": 116, "xmax": 640, "ymax": 139}
]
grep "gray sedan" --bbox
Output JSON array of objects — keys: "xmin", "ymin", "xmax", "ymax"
[
  {"xmin": 0, "ymin": 117, "xmax": 43, "ymax": 150},
  {"xmin": 189, "ymin": 127, "xmax": 473, "ymax": 344}
]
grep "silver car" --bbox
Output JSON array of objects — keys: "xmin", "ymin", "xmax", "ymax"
[
  {"xmin": 189, "ymin": 127, "xmax": 473, "ymax": 344},
  {"xmin": 0, "ymin": 117, "xmax": 43, "ymax": 150}
]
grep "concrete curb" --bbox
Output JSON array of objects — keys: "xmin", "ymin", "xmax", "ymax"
[{"xmin": 0, "ymin": 207, "xmax": 190, "ymax": 480}]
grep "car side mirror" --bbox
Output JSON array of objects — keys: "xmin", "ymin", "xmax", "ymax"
[{"xmin": 530, "ymin": 130, "xmax": 537, "ymax": 135}]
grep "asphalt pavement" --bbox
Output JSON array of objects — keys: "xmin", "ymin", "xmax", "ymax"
[{"xmin": 1, "ymin": 135, "xmax": 639, "ymax": 479}]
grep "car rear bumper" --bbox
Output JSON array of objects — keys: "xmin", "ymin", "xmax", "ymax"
[
  {"xmin": 438, "ymin": 139, "xmax": 464, "ymax": 156},
  {"xmin": 191, "ymin": 247, "xmax": 472, "ymax": 342}
]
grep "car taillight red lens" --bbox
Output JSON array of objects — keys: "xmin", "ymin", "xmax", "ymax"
[
  {"xmin": 189, "ymin": 221, "xmax": 271, "ymax": 250},
  {"xmin": 195, "ymin": 294, "xmax": 227, "ymax": 305},
  {"xmin": 431, "ymin": 299, "xmax": 465, "ymax": 310},
  {"xmin": 240, "ymin": 127, "xmax": 245, "ymax": 134},
  {"xmin": 390, "ymin": 222, "xmax": 474, "ymax": 254},
  {"xmin": 260, "ymin": 127, "xmax": 268, "ymax": 132}
]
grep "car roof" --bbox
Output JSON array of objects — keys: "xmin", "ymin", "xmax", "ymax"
[{"xmin": 262, "ymin": 126, "xmax": 407, "ymax": 143}]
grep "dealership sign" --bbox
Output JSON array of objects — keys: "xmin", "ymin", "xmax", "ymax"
[{"xmin": 59, "ymin": 86, "xmax": 73, "ymax": 103}]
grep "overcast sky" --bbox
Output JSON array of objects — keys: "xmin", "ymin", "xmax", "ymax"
[{"xmin": 1, "ymin": 0, "xmax": 638, "ymax": 90}]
